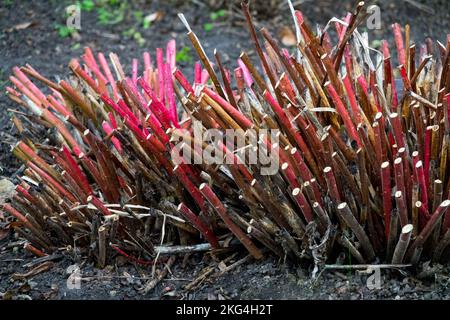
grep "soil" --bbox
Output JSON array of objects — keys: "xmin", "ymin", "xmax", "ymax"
[
  {"xmin": 0, "ymin": 0, "xmax": 449, "ymax": 300},
  {"xmin": 1, "ymin": 246, "xmax": 449, "ymax": 300}
]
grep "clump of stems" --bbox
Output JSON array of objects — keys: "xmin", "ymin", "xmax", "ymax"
[{"xmin": 2, "ymin": 2, "xmax": 450, "ymax": 269}]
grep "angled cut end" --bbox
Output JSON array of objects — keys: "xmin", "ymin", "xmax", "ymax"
[{"xmin": 402, "ymin": 224, "xmax": 413, "ymax": 234}]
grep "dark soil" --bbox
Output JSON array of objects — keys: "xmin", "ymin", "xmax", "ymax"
[
  {"xmin": 1, "ymin": 244, "xmax": 450, "ymax": 300},
  {"xmin": 0, "ymin": 0, "xmax": 449, "ymax": 300}
]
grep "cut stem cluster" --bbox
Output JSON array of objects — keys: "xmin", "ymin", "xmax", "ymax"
[{"xmin": 2, "ymin": 1, "xmax": 450, "ymax": 267}]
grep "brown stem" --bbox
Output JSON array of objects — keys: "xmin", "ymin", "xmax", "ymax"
[
  {"xmin": 337, "ymin": 202, "xmax": 375, "ymax": 260},
  {"xmin": 391, "ymin": 224, "xmax": 413, "ymax": 264}
]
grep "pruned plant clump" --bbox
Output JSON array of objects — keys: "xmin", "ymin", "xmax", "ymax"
[{"xmin": 1, "ymin": 1, "xmax": 449, "ymax": 273}]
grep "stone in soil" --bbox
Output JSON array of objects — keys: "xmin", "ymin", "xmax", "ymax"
[{"xmin": 0, "ymin": 178, "xmax": 15, "ymax": 206}]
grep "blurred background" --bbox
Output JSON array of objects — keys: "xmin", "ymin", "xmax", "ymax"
[{"xmin": 0, "ymin": 0, "xmax": 449, "ymax": 176}]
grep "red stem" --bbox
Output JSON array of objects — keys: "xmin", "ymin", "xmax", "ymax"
[
  {"xmin": 199, "ymin": 183, "xmax": 263, "ymax": 259},
  {"xmin": 110, "ymin": 244, "xmax": 168, "ymax": 266},
  {"xmin": 390, "ymin": 113, "xmax": 406, "ymax": 150},
  {"xmin": 381, "ymin": 161, "xmax": 392, "ymax": 239},
  {"xmin": 61, "ymin": 145, "xmax": 93, "ymax": 195},
  {"xmin": 342, "ymin": 74, "xmax": 362, "ymax": 125},
  {"xmin": 27, "ymin": 161, "xmax": 77, "ymax": 202},
  {"xmin": 323, "ymin": 166, "xmax": 341, "ymax": 202},
  {"xmin": 173, "ymin": 166, "xmax": 208, "ymax": 214},
  {"xmin": 292, "ymin": 188, "xmax": 314, "ymax": 223},
  {"xmin": 325, "ymin": 81, "xmax": 361, "ymax": 147},
  {"xmin": 263, "ymin": 90, "xmax": 317, "ymax": 175},
  {"xmin": 203, "ymin": 87, "xmax": 254, "ymax": 130},
  {"xmin": 415, "ymin": 161, "xmax": 429, "ymax": 212},
  {"xmin": 178, "ymin": 203, "xmax": 219, "ymax": 248},
  {"xmin": 424, "ymin": 126, "xmax": 432, "ymax": 187}
]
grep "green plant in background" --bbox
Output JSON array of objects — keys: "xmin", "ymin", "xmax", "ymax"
[
  {"xmin": 61, "ymin": 0, "xmax": 155, "ymax": 35},
  {"xmin": 71, "ymin": 43, "xmax": 81, "ymax": 51},
  {"xmin": 55, "ymin": 2, "xmax": 79, "ymax": 38},
  {"xmin": 203, "ymin": 23, "xmax": 213, "ymax": 32},
  {"xmin": 133, "ymin": 10, "xmax": 144, "ymax": 23},
  {"xmin": 204, "ymin": 9, "xmax": 227, "ymax": 32},
  {"xmin": 97, "ymin": 1, "xmax": 126, "ymax": 25},
  {"xmin": 142, "ymin": 15, "xmax": 152, "ymax": 30},
  {"xmin": 176, "ymin": 47, "xmax": 193, "ymax": 63},
  {"xmin": 79, "ymin": 0, "xmax": 95, "ymax": 12},
  {"xmin": 122, "ymin": 27, "xmax": 145, "ymax": 47},
  {"xmin": 2, "ymin": 0, "xmax": 13, "ymax": 8},
  {"xmin": 132, "ymin": 10, "xmax": 152, "ymax": 30},
  {"xmin": 55, "ymin": 24, "xmax": 76, "ymax": 38},
  {"xmin": 210, "ymin": 9, "xmax": 226, "ymax": 21}
]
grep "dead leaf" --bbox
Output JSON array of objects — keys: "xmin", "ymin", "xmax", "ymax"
[
  {"xmin": 279, "ymin": 26, "xmax": 297, "ymax": 47},
  {"xmin": 12, "ymin": 261, "xmax": 54, "ymax": 280},
  {"xmin": 144, "ymin": 11, "xmax": 164, "ymax": 24},
  {"xmin": 6, "ymin": 21, "xmax": 35, "ymax": 32}
]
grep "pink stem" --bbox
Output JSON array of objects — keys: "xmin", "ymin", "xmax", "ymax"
[
  {"xmin": 102, "ymin": 121, "xmax": 123, "ymax": 154},
  {"xmin": 164, "ymin": 63, "xmax": 180, "ymax": 128},
  {"xmin": 156, "ymin": 48, "xmax": 165, "ymax": 105},
  {"xmin": 98, "ymin": 52, "xmax": 119, "ymax": 100},
  {"xmin": 392, "ymin": 23, "xmax": 406, "ymax": 66},
  {"xmin": 108, "ymin": 112, "xmax": 117, "ymax": 129},
  {"xmin": 143, "ymin": 51, "xmax": 152, "ymax": 71},
  {"xmin": 338, "ymin": 13, "xmax": 352, "ymax": 46},
  {"xmin": 47, "ymin": 95, "xmax": 71, "ymax": 117},
  {"xmin": 166, "ymin": 39, "xmax": 176, "ymax": 70},
  {"xmin": 137, "ymin": 78, "xmax": 173, "ymax": 129},
  {"xmin": 10, "ymin": 76, "xmax": 42, "ymax": 108},
  {"xmin": 12, "ymin": 67, "xmax": 47, "ymax": 104},
  {"xmin": 132, "ymin": 58, "xmax": 138, "ymax": 85},
  {"xmin": 237, "ymin": 59, "xmax": 253, "ymax": 88},
  {"xmin": 200, "ymin": 68, "xmax": 210, "ymax": 85},
  {"xmin": 173, "ymin": 69, "xmax": 194, "ymax": 94},
  {"xmin": 194, "ymin": 61, "xmax": 202, "ymax": 85}
]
